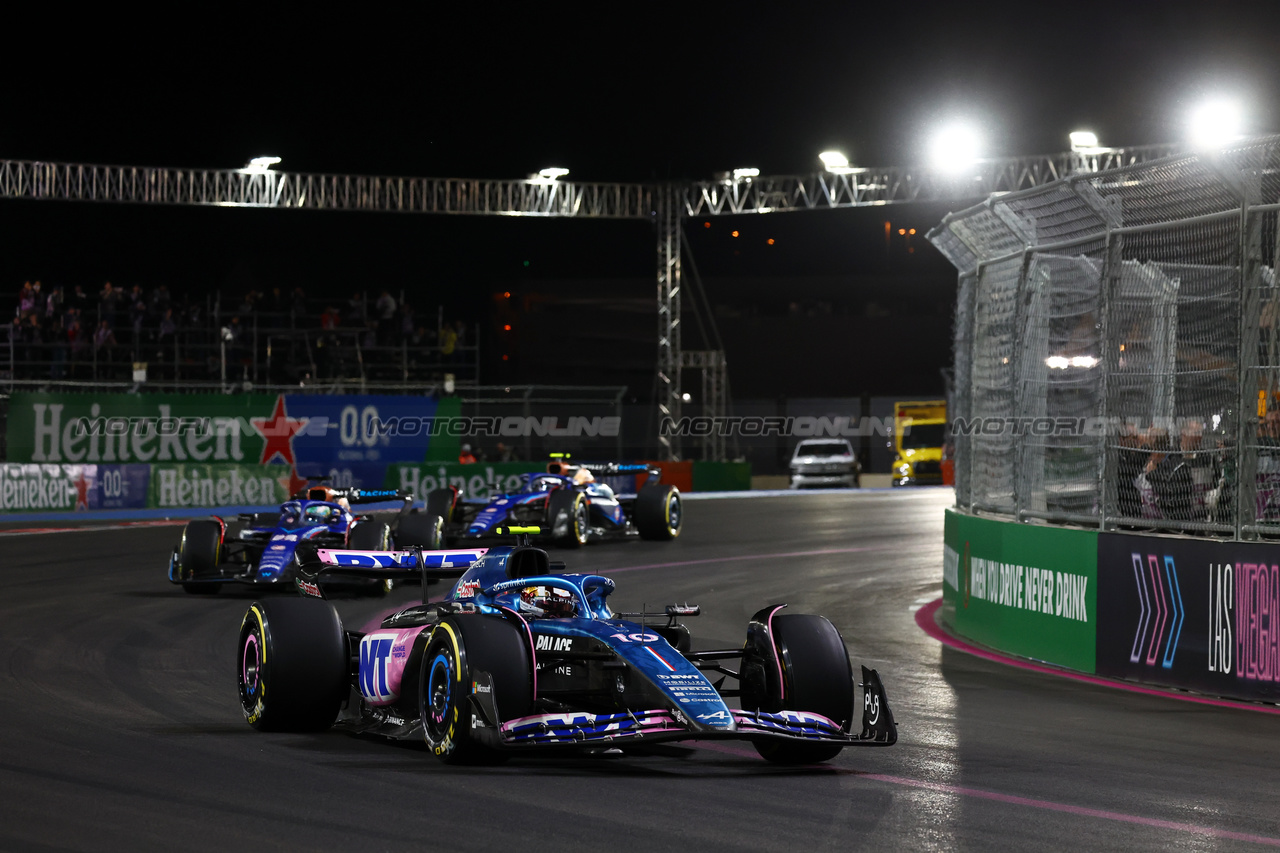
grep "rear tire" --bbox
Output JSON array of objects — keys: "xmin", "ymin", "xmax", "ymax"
[
  {"xmin": 547, "ymin": 489, "xmax": 589, "ymax": 547},
  {"xmin": 237, "ymin": 598, "xmax": 347, "ymax": 732},
  {"xmin": 397, "ymin": 511, "xmax": 444, "ymax": 549},
  {"xmin": 635, "ymin": 484, "xmax": 681, "ymax": 540},
  {"xmin": 180, "ymin": 519, "xmax": 222, "ymax": 594},
  {"xmin": 348, "ymin": 520, "xmax": 391, "ymax": 550},
  {"xmin": 347, "ymin": 521, "xmax": 393, "ymax": 594},
  {"xmin": 750, "ymin": 614, "xmax": 853, "ymax": 765},
  {"xmin": 420, "ymin": 615, "xmax": 533, "ymax": 764}
]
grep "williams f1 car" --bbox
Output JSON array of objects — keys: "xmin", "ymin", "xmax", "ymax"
[
  {"xmin": 423, "ymin": 458, "xmax": 681, "ymax": 547},
  {"xmin": 169, "ymin": 485, "xmax": 444, "ymax": 594},
  {"xmin": 235, "ymin": 530, "xmax": 897, "ymax": 764}
]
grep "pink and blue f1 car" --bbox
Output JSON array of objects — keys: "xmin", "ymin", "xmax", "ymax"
[{"xmin": 235, "ymin": 531, "xmax": 897, "ymax": 764}]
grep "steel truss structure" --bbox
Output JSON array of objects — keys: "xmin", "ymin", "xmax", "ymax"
[{"xmin": 0, "ymin": 145, "xmax": 1180, "ymax": 460}]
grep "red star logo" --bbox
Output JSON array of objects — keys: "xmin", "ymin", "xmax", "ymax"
[
  {"xmin": 74, "ymin": 470, "xmax": 91, "ymax": 511},
  {"xmin": 251, "ymin": 396, "xmax": 308, "ymax": 466},
  {"xmin": 277, "ymin": 467, "xmax": 310, "ymax": 499}
]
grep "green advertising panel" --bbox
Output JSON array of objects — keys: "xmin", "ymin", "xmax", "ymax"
[
  {"xmin": 149, "ymin": 464, "xmax": 292, "ymax": 510},
  {"xmin": 386, "ymin": 462, "xmax": 545, "ymax": 499},
  {"xmin": 691, "ymin": 461, "xmax": 752, "ymax": 492},
  {"xmin": 8, "ymin": 392, "xmax": 280, "ymax": 466},
  {"xmin": 943, "ymin": 509, "xmax": 1098, "ymax": 672}
]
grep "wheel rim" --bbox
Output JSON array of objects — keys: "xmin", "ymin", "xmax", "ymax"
[
  {"xmin": 574, "ymin": 499, "xmax": 589, "ymax": 543},
  {"xmin": 667, "ymin": 494, "xmax": 681, "ymax": 535},
  {"xmin": 422, "ymin": 649, "xmax": 455, "ymax": 744},
  {"xmin": 239, "ymin": 628, "xmax": 263, "ymax": 712}
]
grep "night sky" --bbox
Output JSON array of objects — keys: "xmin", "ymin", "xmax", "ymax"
[{"xmin": 4, "ymin": 3, "xmax": 1280, "ymax": 396}]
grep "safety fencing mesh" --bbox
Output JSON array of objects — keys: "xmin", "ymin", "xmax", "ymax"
[{"xmin": 929, "ymin": 134, "xmax": 1280, "ymax": 538}]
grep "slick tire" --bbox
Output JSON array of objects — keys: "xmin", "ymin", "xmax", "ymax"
[
  {"xmin": 751, "ymin": 614, "xmax": 853, "ymax": 765},
  {"xmin": 238, "ymin": 597, "xmax": 347, "ymax": 732},
  {"xmin": 420, "ymin": 615, "xmax": 533, "ymax": 764},
  {"xmin": 397, "ymin": 511, "xmax": 444, "ymax": 549},
  {"xmin": 547, "ymin": 489, "xmax": 589, "ymax": 547},
  {"xmin": 180, "ymin": 519, "xmax": 223, "ymax": 594},
  {"xmin": 635, "ymin": 484, "xmax": 681, "ymax": 541}
]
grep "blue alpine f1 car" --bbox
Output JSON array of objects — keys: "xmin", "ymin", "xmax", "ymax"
[
  {"xmin": 235, "ymin": 530, "xmax": 897, "ymax": 765},
  {"xmin": 168, "ymin": 485, "xmax": 443, "ymax": 594},
  {"xmin": 424, "ymin": 458, "xmax": 681, "ymax": 547}
]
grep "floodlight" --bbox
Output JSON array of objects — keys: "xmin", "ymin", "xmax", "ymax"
[
  {"xmin": 1069, "ymin": 131, "xmax": 1099, "ymax": 151},
  {"xmin": 538, "ymin": 167, "xmax": 570, "ymax": 180},
  {"xmin": 732, "ymin": 168, "xmax": 760, "ymax": 181},
  {"xmin": 929, "ymin": 124, "xmax": 982, "ymax": 174},
  {"xmin": 1188, "ymin": 99, "xmax": 1244, "ymax": 149},
  {"xmin": 819, "ymin": 151, "xmax": 849, "ymax": 170}
]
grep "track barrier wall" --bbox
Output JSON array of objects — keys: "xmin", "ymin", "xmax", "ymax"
[{"xmin": 944, "ymin": 508, "xmax": 1280, "ymax": 702}]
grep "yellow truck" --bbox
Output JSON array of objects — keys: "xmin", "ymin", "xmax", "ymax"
[{"xmin": 892, "ymin": 400, "xmax": 946, "ymax": 486}]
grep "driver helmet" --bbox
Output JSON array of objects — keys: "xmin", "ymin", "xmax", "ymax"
[
  {"xmin": 518, "ymin": 586, "xmax": 577, "ymax": 618},
  {"xmin": 305, "ymin": 504, "xmax": 338, "ymax": 523}
]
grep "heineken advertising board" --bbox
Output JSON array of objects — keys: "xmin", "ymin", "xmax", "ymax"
[
  {"xmin": 7, "ymin": 392, "xmax": 449, "ymax": 488},
  {"xmin": 943, "ymin": 509, "xmax": 1098, "ymax": 672}
]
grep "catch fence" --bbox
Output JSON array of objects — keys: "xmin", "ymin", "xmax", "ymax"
[{"xmin": 929, "ymin": 135, "xmax": 1280, "ymax": 538}]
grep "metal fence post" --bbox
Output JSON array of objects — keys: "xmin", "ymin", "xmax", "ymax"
[{"xmin": 1236, "ymin": 199, "xmax": 1264, "ymax": 539}]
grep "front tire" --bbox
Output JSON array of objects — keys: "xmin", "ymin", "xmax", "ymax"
[
  {"xmin": 635, "ymin": 484, "xmax": 681, "ymax": 540},
  {"xmin": 749, "ymin": 614, "xmax": 853, "ymax": 765},
  {"xmin": 420, "ymin": 615, "xmax": 533, "ymax": 764},
  {"xmin": 180, "ymin": 519, "xmax": 222, "ymax": 594},
  {"xmin": 237, "ymin": 598, "xmax": 347, "ymax": 732}
]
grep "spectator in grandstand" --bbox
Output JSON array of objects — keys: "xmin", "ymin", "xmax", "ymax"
[
  {"xmin": 99, "ymin": 281, "xmax": 122, "ymax": 326},
  {"xmin": 1145, "ymin": 429, "xmax": 1195, "ymax": 522},
  {"xmin": 375, "ymin": 289, "xmax": 397, "ymax": 345},
  {"xmin": 1256, "ymin": 409, "xmax": 1280, "ymax": 521},
  {"xmin": 67, "ymin": 309, "xmax": 88, "ymax": 371},
  {"xmin": 16, "ymin": 282, "xmax": 35, "ymax": 318},
  {"xmin": 29, "ymin": 281, "xmax": 44, "ymax": 318},
  {"xmin": 151, "ymin": 283, "xmax": 169, "ymax": 314},
  {"xmin": 439, "ymin": 321, "xmax": 458, "ymax": 363},
  {"xmin": 400, "ymin": 303, "xmax": 415, "ymax": 342},
  {"xmin": 94, "ymin": 319, "xmax": 117, "ymax": 358},
  {"xmin": 1115, "ymin": 424, "xmax": 1147, "ymax": 521},
  {"xmin": 129, "ymin": 285, "xmax": 148, "ymax": 346},
  {"xmin": 45, "ymin": 284, "xmax": 63, "ymax": 320},
  {"xmin": 346, "ymin": 291, "xmax": 367, "ymax": 326},
  {"xmin": 493, "ymin": 441, "xmax": 518, "ymax": 463},
  {"xmin": 67, "ymin": 284, "xmax": 88, "ymax": 317},
  {"xmin": 157, "ymin": 308, "xmax": 177, "ymax": 356},
  {"xmin": 458, "ymin": 443, "xmax": 477, "ymax": 465}
]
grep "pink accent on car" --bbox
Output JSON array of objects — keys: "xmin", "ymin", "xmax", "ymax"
[
  {"xmin": 766, "ymin": 604, "xmax": 788, "ymax": 700},
  {"xmin": 362, "ymin": 625, "xmax": 429, "ymax": 706}
]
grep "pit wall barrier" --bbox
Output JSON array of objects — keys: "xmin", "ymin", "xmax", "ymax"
[
  {"xmin": 0, "ymin": 460, "xmax": 750, "ymax": 514},
  {"xmin": 943, "ymin": 509, "xmax": 1280, "ymax": 703}
]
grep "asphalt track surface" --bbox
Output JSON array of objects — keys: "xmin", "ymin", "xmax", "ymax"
[{"xmin": 4, "ymin": 490, "xmax": 1280, "ymax": 851}]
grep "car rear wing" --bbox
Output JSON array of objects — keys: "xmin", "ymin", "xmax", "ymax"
[
  {"xmin": 295, "ymin": 546, "xmax": 488, "ymax": 600},
  {"xmin": 546, "ymin": 457, "xmax": 662, "ymax": 482}
]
